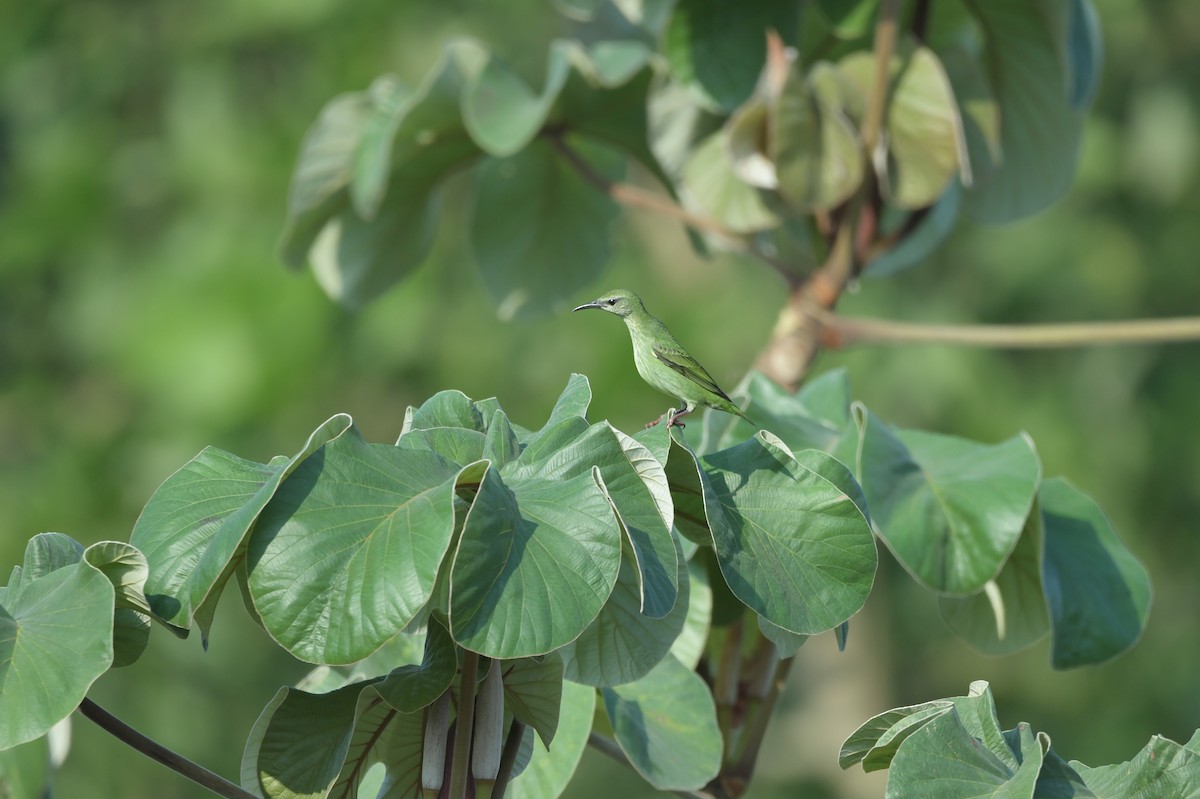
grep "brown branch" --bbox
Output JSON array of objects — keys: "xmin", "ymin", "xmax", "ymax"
[
  {"xmin": 753, "ymin": 0, "xmax": 905, "ymax": 389},
  {"xmin": 860, "ymin": 0, "xmax": 902, "ymax": 155},
  {"xmin": 819, "ymin": 312, "xmax": 1200, "ymax": 349}
]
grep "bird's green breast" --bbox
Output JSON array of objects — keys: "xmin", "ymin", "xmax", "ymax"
[{"xmin": 625, "ymin": 320, "xmax": 700, "ymax": 403}]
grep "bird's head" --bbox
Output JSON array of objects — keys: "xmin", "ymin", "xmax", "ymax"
[{"xmin": 572, "ymin": 289, "xmax": 644, "ymax": 319}]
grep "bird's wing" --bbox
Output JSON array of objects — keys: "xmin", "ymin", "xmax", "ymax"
[{"xmin": 652, "ymin": 343, "xmax": 735, "ymax": 403}]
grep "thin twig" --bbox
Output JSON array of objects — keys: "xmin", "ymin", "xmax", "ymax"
[
  {"xmin": 543, "ymin": 131, "xmax": 797, "ymax": 283},
  {"xmin": 860, "ymin": 0, "xmax": 901, "ymax": 155},
  {"xmin": 819, "ymin": 311, "xmax": 1200, "ymax": 348},
  {"xmin": 77, "ymin": 698, "xmax": 257, "ymax": 799}
]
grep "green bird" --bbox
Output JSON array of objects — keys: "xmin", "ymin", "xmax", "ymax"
[{"xmin": 573, "ymin": 289, "xmax": 752, "ymax": 428}]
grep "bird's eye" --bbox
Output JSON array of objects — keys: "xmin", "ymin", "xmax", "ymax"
[{"xmin": 606, "ymin": 298, "xmax": 618, "ymax": 305}]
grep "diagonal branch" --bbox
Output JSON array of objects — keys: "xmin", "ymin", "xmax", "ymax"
[
  {"xmin": 77, "ymin": 698, "xmax": 257, "ymax": 799},
  {"xmin": 543, "ymin": 131, "xmax": 798, "ymax": 284}
]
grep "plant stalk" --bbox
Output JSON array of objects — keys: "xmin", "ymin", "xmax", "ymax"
[
  {"xmin": 491, "ymin": 719, "xmax": 526, "ymax": 799},
  {"xmin": 77, "ymin": 698, "xmax": 257, "ymax": 799},
  {"xmin": 448, "ymin": 650, "xmax": 480, "ymax": 799}
]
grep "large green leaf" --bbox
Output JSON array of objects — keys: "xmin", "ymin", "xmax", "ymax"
[
  {"xmin": 551, "ymin": 40, "xmax": 670, "ymax": 189},
  {"xmin": 535, "ymin": 374, "xmax": 593, "ymax": 435},
  {"xmin": 0, "ymin": 734, "xmax": 49, "ymax": 799},
  {"xmin": 601, "ymin": 655, "xmax": 722, "ymax": 791},
  {"xmin": 560, "ymin": 534, "xmax": 689, "ymax": 687},
  {"xmin": 279, "ymin": 91, "xmax": 371, "ymax": 269},
  {"xmin": 1036, "ymin": 747, "xmax": 1096, "ymax": 798},
  {"xmin": 468, "ymin": 137, "xmax": 621, "ymax": 321},
  {"xmin": 1040, "ymin": 478, "xmax": 1150, "ymax": 668},
  {"xmin": 647, "ymin": 73, "xmax": 725, "ymax": 179},
  {"xmin": 961, "ymin": 0, "xmax": 1087, "ymax": 223},
  {"xmin": 0, "ymin": 558, "xmax": 114, "ymax": 749},
  {"xmin": 373, "ymin": 620, "xmax": 458, "ymax": 714},
  {"xmin": 772, "ymin": 62, "xmax": 865, "ymax": 211},
  {"xmin": 663, "ymin": 430, "xmax": 720, "ymax": 547},
  {"xmin": 857, "ymin": 409, "xmax": 1041, "ymax": 594},
  {"xmin": 502, "ymin": 654, "xmax": 565, "ymax": 747},
  {"xmin": 508, "ymin": 420, "xmax": 679, "ymax": 620},
  {"xmin": 243, "ymin": 683, "xmax": 363, "ymax": 799},
  {"xmin": 838, "ymin": 41, "xmax": 962, "ymax": 208},
  {"xmin": 132, "ymin": 414, "xmax": 351, "ymax": 643},
  {"xmin": 663, "ymin": 0, "xmax": 800, "ymax": 112},
  {"xmin": 679, "ymin": 131, "xmax": 778, "ymax": 233},
  {"xmin": 463, "ymin": 48, "xmax": 570, "ymax": 158},
  {"xmin": 307, "ymin": 161, "xmax": 446, "ymax": 311},
  {"xmin": 842, "ymin": 681, "xmax": 1023, "ymax": 776},
  {"xmin": 839, "ymin": 699, "xmax": 956, "ymax": 772},
  {"xmin": 330, "ymin": 690, "xmax": 424, "ymax": 799},
  {"xmin": 348, "ymin": 75, "xmax": 411, "ymax": 218},
  {"xmin": 1064, "ymin": 0, "xmax": 1103, "ymax": 109},
  {"xmin": 817, "ymin": 0, "xmax": 881, "ymax": 38},
  {"xmin": 507, "ymin": 679, "xmax": 596, "ymax": 799},
  {"xmin": 398, "ymin": 389, "xmax": 489, "ymax": 464},
  {"xmin": 281, "ymin": 40, "xmax": 488, "ymax": 305},
  {"xmin": 1073, "ymin": 734, "xmax": 1200, "ymax": 798},
  {"xmin": 246, "ymin": 426, "xmax": 464, "ymax": 664},
  {"xmin": 14, "ymin": 533, "xmax": 84, "ymax": 580},
  {"xmin": 699, "ymin": 432, "xmax": 876, "ymax": 634},
  {"xmin": 885, "ymin": 713, "xmax": 1043, "ymax": 798},
  {"xmin": 83, "ymin": 542, "xmax": 152, "ymax": 667},
  {"xmin": 699, "ymin": 368, "xmax": 854, "ymax": 459},
  {"xmin": 448, "ymin": 462, "xmax": 622, "ymax": 658},
  {"xmin": 669, "ymin": 557, "xmax": 712, "ymax": 670},
  {"xmin": 938, "ymin": 45, "xmax": 1002, "ymax": 191},
  {"xmin": 938, "ymin": 501, "xmax": 1050, "ymax": 656}
]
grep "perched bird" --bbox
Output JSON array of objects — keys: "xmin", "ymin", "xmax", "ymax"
[{"xmin": 573, "ymin": 289, "xmax": 752, "ymax": 428}]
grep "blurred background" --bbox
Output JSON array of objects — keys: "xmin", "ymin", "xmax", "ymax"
[{"xmin": 1, "ymin": 1, "xmax": 1197, "ymax": 796}]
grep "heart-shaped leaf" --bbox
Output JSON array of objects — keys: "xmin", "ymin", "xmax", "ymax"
[
  {"xmin": 700, "ymin": 433, "xmax": 876, "ymax": 634},
  {"xmin": 1040, "ymin": 477, "xmax": 1150, "ymax": 668},
  {"xmin": 856, "ymin": 408, "xmax": 1041, "ymax": 594},
  {"xmin": 560, "ymin": 534, "xmax": 689, "ymax": 686},
  {"xmin": 507, "ymin": 679, "xmax": 596, "ymax": 799},
  {"xmin": 448, "ymin": 462, "xmax": 622, "ymax": 658},
  {"xmin": 601, "ymin": 655, "xmax": 722, "ymax": 791},
  {"xmin": 132, "ymin": 414, "xmax": 351, "ymax": 643},
  {"xmin": 962, "ymin": 0, "xmax": 1087, "ymax": 223},
  {"xmin": 468, "ymin": 137, "xmax": 621, "ymax": 320},
  {"xmin": 0, "ymin": 557, "xmax": 114, "ymax": 749},
  {"xmin": 938, "ymin": 501, "xmax": 1050, "ymax": 656},
  {"xmin": 246, "ymin": 426, "xmax": 464, "ymax": 664}
]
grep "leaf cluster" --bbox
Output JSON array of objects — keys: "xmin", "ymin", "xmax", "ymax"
[
  {"xmin": 279, "ymin": 0, "xmax": 1102, "ymax": 317},
  {"xmin": 0, "ymin": 368, "xmax": 1158, "ymax": 797}
]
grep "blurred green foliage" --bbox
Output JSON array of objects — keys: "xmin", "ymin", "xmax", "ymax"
[{"xmin": 1, "ymin": 0, "xmax": 1198, "ymax": 797}]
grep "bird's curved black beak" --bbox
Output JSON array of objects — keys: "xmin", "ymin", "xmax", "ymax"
[{"xmin": 572, "ymin": 302, "xmax": 600, "ymax": 312}]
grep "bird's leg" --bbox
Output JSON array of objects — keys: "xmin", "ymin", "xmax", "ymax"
[{"xmin": 668, "ymin": 402, "xmax": 692, "ymax": 428}]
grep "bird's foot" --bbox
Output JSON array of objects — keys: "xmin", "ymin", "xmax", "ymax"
[
  {"xmin": 644, "ymin": 415, "xmax": 664, "ymax": 429},
  {"xmin": 668, "ymin": 416, "xmax": 687, "ymax": 428}
]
